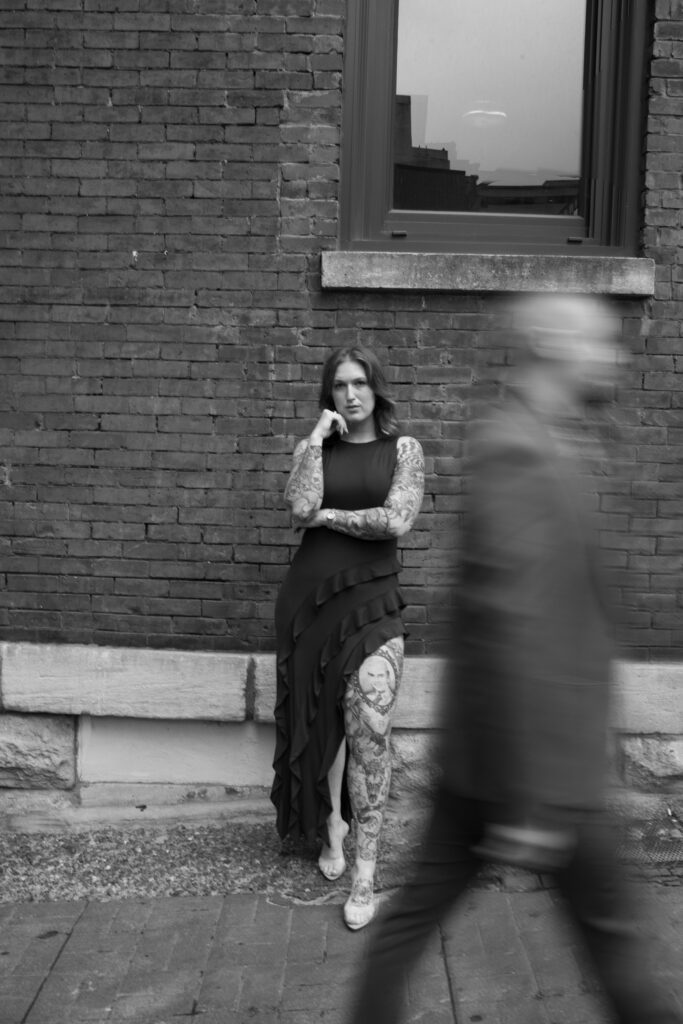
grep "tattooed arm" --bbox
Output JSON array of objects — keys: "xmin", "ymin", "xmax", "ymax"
[
  {"xmin": 285, "ymin": 409, "xmax": 349, "ymax": 525},
  {"xmin": 308, "ymin": 436, "xmax": 425, "ymax": 539},
  {"xmin": 284, "ymin": 438, "xmax": 325, "ymax": 522}
]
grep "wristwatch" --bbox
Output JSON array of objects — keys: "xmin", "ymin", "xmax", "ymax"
[{"xmin": 326, "ymin": 510, "xmax": 335, "ymax": 526}]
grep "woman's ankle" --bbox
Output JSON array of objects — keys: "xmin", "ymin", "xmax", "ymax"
[
  {"xmin": 353, "ymin": 857, "xmax": 375, "ymax": 883},
  {"xmin": 322, "ymin": 816, "xmax": 348, "ymax": 856},
  {"xmin": 326, "ymin": 815, "xmax": 347, "ymax": 837}
]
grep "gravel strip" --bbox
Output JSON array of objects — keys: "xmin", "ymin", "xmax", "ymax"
[
  {"xmin": 1, "ymin": 813, "xmax": 681, "ymax": 904},
  {"xmin": 0, "ymin": 822, "xmax": 341, "ymax": 904},
  {"xmin": 0, "ymin": 814, "xmax": 430, "ymax": 905}
]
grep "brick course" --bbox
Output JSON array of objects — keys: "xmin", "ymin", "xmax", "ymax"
[{"xmin": 0, "ymin": 0, "xmax": 681, "ymax": 658}]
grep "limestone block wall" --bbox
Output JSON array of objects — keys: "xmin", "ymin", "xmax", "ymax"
[{"xmin": 0, "ymin": 643, "xmax": 682, "ymax": 826}]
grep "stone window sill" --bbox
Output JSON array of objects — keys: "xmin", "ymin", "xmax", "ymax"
[{"xmin": 321, "ymin": 251, "xmax": 655, "ymax": 296}]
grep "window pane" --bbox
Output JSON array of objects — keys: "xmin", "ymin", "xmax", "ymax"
[{"xmin": 394, "ymin": 0, "xmax": 586, "ymax": 216}]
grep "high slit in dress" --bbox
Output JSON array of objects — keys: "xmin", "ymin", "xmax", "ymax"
[{"xmin": 271, "ymin": 436, "xmax": 405, "ymax": 844}]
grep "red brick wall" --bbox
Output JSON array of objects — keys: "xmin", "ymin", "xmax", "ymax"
[{"xmin": 0, "ymin": 0, "xmax": 681, "ymax": 658}]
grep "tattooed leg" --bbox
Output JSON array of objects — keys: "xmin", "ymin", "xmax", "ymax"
[{"xmin": 344, "ymin": 636, "xmax": 404, "ymax": 882}]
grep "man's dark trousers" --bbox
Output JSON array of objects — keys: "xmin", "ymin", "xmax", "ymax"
[{"xmin": 348, "ymin": 784, "xmax": 680, "ymax": 1024}]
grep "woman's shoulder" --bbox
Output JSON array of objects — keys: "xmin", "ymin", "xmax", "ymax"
[
  {"xmin": 395, "ymin": 435, "xmax": 423, "ymax": 456},
  {"xmin": 394, "ymin": 437, "xmax": 424, "ymax": 475}
]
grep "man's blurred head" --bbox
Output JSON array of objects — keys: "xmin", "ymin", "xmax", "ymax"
[{"xmin": 512, "ymin": 293, "xmax": 624, "ymax": 406}]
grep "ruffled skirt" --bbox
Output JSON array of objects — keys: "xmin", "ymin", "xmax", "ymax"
[{"xmin": 271, "ymin": 530, "xmax": 404, "ymax": 843}]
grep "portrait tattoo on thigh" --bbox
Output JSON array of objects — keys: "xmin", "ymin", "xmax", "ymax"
[{"xmin": 344, "ymin": 637, "xmax": 404, "ymax": 862}]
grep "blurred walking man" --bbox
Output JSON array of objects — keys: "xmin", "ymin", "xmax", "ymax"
[{"xmin": 347, "ymin": 294, "xmax": 681, "ymax": 1024}]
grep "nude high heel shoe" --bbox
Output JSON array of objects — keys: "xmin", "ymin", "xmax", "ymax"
[
  {"xmin": 343, "ymin": 872, "xmax": 376, "ymax": 930},
  {"xmin": 318, "ymin": 820, "xmax": 349, "ymax": 881}
]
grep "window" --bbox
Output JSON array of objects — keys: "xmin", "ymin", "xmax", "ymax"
[{"xmin": 340, "ymin": 0, "xmax": 650, "ymax": 256}]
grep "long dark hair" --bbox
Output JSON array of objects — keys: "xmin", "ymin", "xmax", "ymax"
[{"xmin": 319, "ymin": 345, "xmax": 401, "ymax": 438}]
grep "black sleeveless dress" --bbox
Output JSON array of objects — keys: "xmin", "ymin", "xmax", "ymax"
[{"xmin": 271, "ymin": 436, "xmax": 406, "ymax": 843}]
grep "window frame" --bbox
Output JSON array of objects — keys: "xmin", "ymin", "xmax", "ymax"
[{"xmin": 339, "ymin": 0, "xmax": 650, "ymax": 256}]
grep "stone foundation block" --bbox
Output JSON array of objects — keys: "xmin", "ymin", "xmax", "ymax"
[
  {"xmin": 1, "ymin": 643, "xmax": 247, "ymax": 721},
  {"xmin": 0, "ymin": 713, "xmax": 75, "ymax": 789},
  {"xmin": 389, "ymin": 731, "xmax": 440, "ymax": 797},
  {"xmin": 620, "ymin": 735, "xmax": 683, "ymax": 792}
]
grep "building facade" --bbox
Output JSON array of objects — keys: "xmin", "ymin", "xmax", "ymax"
[{"xmin": 0, "ymin": 0, "xmax": 681, "ymax": 823}]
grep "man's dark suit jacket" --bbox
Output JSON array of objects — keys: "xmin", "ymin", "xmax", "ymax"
[{"xmin": 441, "ymin": 390, "xmax": 614, "ymax": 818}]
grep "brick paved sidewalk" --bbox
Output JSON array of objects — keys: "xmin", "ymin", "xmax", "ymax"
[{"xmin": 1, "ymin": 880, "xmax": 681, "ymax": 1024}]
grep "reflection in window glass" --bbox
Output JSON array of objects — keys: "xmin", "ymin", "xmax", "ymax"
[{"xmin": 394, "ymin": 0, "xmax": 586, "ymax": 215}]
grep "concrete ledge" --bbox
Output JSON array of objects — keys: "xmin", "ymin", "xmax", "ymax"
[
  {"xmin": 0, "ymin": 643, "xmax": 248, "ymax": 721},
  {"xmin": 0, "ymin": 787, "xmax": 273, "ymax": 833},
  {"xmin": 321, "ymin": 251, "xmax": 656, "ymax": 296},
  {"xmin": 0, "ymin": 785, "xmax": 674, "ymax": 833},
  {"xmin": 2, "ymin": 643, "xmax": 681, "ymax": 732},
  {"xmin": 77, "ymin": 783, "xmax": 271, "ymax": 809}
]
